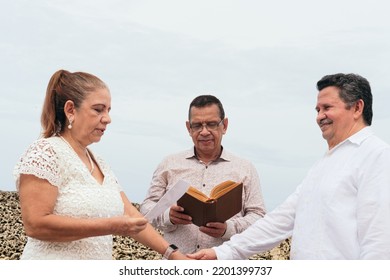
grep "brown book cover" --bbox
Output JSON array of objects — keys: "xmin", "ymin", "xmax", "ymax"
[{"xmin": 177, "ymin": 180, "xmax": 243, "ymax": 227}]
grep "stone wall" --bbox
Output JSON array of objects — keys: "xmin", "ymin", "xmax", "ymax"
[{"xmin": 0, "ymin": 191, "xmax": 290, "ymax": 260}]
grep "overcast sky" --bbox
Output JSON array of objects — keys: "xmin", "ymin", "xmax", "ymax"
[{"xmin": 1, "ymin": 0, "xmax": 390, "ymax": 211}]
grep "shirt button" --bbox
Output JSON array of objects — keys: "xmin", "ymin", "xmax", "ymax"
[{"xmin": 197, "ymin": 245, "xmax": 200, "ymax": 249}]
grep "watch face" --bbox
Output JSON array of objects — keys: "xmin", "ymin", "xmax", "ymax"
[{"xmin": 170, "ymin": 244, "xmax": 178, "ymax": 250}]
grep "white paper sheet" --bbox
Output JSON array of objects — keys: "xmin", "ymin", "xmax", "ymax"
[{"xmin": 144, "ymin": 179, "xmax": 190, "ymax": 223}]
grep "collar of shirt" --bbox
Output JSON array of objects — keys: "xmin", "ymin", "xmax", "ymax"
[
  {"xmin": 327, "ymin": 126, "xmax": 373, "ymax": 155},
  {"xmin": 185, "ymin": 146, "xmax": 231, "ymax": 163}
]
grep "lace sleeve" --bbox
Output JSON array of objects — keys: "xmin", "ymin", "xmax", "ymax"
[{"xmin": 14, "ymin": 139, "xmax": 62, "ymax": 189}]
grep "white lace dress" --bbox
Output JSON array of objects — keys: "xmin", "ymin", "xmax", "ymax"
[{"xmin": 13, "ymin": 137, "xmax": 124, "ymax": 259}]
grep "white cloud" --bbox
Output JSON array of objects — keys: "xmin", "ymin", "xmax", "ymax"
[{"xmin": 1, "ymin": 0, "xmax": 390, "ymax": 211}]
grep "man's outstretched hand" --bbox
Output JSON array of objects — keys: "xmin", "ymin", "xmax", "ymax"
[{"xmin": 187, "ymin": 249, "xmax": 217, "ymax": 260}]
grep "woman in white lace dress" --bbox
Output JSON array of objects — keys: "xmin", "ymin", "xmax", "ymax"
[{"xmin": 14, "ymin": 69, "xmax": 186, "ymax": 260}]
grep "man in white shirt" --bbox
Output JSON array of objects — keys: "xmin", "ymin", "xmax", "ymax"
[{"xmin": 188, "ymin": 73, "xmax": 390, "ymax": 260}]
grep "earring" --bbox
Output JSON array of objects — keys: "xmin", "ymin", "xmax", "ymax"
[{"xmin": 68, "ymin": 119, "xmax": 73, "ymax": 129}]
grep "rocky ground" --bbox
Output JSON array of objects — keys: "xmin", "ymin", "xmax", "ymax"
[{"xmin": 0, "ymin": 191, "xmax": 290, "ymax": 260}]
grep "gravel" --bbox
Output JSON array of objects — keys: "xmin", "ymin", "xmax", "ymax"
[{"xmin": 0, "ymin": 191, "xmax": 290, "ymax": 260}]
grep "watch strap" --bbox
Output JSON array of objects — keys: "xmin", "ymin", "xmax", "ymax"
[{"xmin": 163, "ymin": 244, "xmax": 178, "ymax": 260}]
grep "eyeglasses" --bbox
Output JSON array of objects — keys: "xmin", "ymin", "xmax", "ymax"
[{"xmin": 189, "ymin": 120, "xmax": 223, "ymax": 132}]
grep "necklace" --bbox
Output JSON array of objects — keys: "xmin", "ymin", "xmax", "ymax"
[{"xmin": 59, "ymin": 135, "xmax": 95, "ymax": 174}]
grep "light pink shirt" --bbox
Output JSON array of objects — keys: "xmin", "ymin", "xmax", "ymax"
[{"xmin": 140, "ymin": 148, "xmax": 266, "ymax": 254}]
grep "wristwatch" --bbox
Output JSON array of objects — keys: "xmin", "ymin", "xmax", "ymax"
[{"xmin": 163, "ymin": 244, "xmax": 179, "ymax": 260}]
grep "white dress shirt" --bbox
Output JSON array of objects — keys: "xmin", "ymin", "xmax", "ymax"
[{"xmin": 215, "ymin": 127, "xmax": 390, "ymax": 259}]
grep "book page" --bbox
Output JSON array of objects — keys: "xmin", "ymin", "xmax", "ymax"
[
  {"xmin": 144, "ymin": 180, "xmax": 190, "ymax": 223},
  {"xmin": 186, "ymin": 186, "xmax": 211, "ymax": 202},
  {"xmin": 210, "ymin": 180, "xmax": 236, "ymax": 198}
]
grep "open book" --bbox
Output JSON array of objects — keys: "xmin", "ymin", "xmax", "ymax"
[{"xmin": 177, "ymin": 180, "xmax": 243, "ymax": 227}]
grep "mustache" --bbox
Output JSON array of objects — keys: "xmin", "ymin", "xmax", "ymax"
[{"xmin": 319, "ymin": 118, "xmax": 332, "ymax": 126}]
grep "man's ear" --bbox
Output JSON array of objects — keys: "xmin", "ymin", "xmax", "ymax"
[
  {"xmin": 186, "ymin": 121, "xmax": 191, "ymax": 135},
  {"xmin": 222, "ymin": 118, "xmax": 228, "ymax": 134},
  {"xmin": 353, "ymin": 99, "xmax": 364, "ymax": 120}
]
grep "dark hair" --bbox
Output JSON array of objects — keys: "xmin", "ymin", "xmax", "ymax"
[
  {"xmin": 41, "ymin": 69, "xmax": 108, "ymax": 137},
  {"xmin": 316, "ymin": 73, "xmax": 373, "ymax": 125},
  {"xmin": 188, "ymin": 95, "xmax": 225, "ymax": 121}
]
